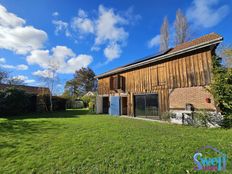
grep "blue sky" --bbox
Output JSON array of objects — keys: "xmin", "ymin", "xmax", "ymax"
[{"xmin": 0, "ymin": 0, "xmax": 231, "ymax": 93}]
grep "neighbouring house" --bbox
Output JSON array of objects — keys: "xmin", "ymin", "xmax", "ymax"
[
  {"xmin": 0, "ymin": 84, "xmax": 51, "ymax": 112},
  {"xmin": 83, "ymin": 91, "xmax": 95, "ymax": 97},
  {"xmin": 0, "ymin": 84, "xmax": 50, "ymax": 95},
  {"xmin": 66, "ymin": 99, "xmax": 84, "ymax": 109},
  {"xmin": 95, "ymin": 33, "xmax": 223, "ymax": 119}
]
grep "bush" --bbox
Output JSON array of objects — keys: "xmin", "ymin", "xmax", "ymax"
[
  {"xmin": 221, "ymin": 115, "xmax": 232, "ymax": 129},
  {"xmin": 52, "ymin": 96, "xmax": 67, "ymax": 111},
  {"xmin": 66, "ymin": 100, "xmax": 84, "ymax": 109},
  {"xmin": 81, "ymin": 95, "xmax": 96, "ymax": 109},
  {"xmin": 160, "ymin": 112, "xmax": 176, "ymax": 121},
  {"xmin": 0, "ymin": 88, "xmax": 36, "ymax": 116},
  {"xmin": 209, "ymin": 56, "xmax": 232, "ymax": 128},
  {"xmin": 192, "ymin": 111, "xmax": 223, "ymax": 128},
  {"xmin": 37, "ymin": 95, "xmax": 67, "ymax": 112},
  {"xmin": 88, "ymin": 101, "xmax": 95, "ymax": 113}
]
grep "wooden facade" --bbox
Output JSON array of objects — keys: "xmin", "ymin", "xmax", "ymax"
[
  {"xmin": 98, "ymin": 48, "xmax": 214, "ymax": 116},
  {"xmin": 96, "ymin": 33, "xmax": 223, "ymax": 116}
]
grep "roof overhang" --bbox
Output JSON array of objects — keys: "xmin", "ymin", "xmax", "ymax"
[{"xmin": 95, "ymin": 36, "xmax": 223, "ymax": 79}]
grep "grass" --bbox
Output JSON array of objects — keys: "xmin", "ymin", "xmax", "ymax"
[{"xmin": 0, "ymin": 109, "xmax": 232, "ymax": 173}]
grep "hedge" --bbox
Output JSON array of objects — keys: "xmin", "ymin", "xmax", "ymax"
[
  {"xmin": 0, "ymin": 88, "xmax": 67, "ymax": 117},
  {"xmin": 36, "ymin": 95, "xmax": 67, "ymax": 112},
  {"xmin": 0, "ymin": 88, "xmax": 36, "ymax": 116}
]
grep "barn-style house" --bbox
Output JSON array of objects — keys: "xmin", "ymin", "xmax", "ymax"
[{"xmin": 95, "ymin": 33, "xmax": 223, "ymax": 118}]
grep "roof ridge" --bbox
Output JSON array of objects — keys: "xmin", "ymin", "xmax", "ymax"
[
  {"xmin": 173, "ymin": 32, "xmax": 222, "ymax": 48},
  {"xmin": 96, "ymin": 32, "xmax": 223, "ymax": 78},
  {"xmin": 0, "ymin": 83, "xmax": 49, "ymax": 89}
]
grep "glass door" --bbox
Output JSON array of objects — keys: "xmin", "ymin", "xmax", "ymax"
[
  {"xmin": 145, "ymin": 94, "xmax": 159, "ymax": 116},
  {"xmin": 134, "ymin": 95, "xmax": 146, "ymax": 116},
  {"xmin": 134, "ymin": 94, "xmax": 159, "ymax": 118}
]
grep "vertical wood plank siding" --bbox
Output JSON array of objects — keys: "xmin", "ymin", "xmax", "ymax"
[{"xmin": 97, "ymin": 48, "xmax": 213, "ymax": 115}]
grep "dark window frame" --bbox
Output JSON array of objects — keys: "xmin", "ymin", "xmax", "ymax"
[{"xmin": 110, "ymin": 75, "xmax": 125, "ymax": 91}]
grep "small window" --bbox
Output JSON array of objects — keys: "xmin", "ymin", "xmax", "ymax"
[{"xmin": 110, "ymin": 75, "xmax": 125, "ymax": 91}]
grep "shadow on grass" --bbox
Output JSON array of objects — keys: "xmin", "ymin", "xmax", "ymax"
[
  {"xmin": 0, "ymin": 120, "xmax": 50, "ymax": 134},
  {"xmin": 0, "ymin": 119, "xmax": 62, "ymax": 149},
  {"xmin": 1, "ymin": 109, "xmax": 91, "ymax": 120}
]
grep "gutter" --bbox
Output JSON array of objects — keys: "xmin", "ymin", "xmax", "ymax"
[{"xmin": 95, "ymin": 37, "xmax": 223, "ymax": 79}]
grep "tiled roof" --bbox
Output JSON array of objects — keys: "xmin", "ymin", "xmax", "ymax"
[
  {"xmin": 95, "ymin": 32, "xmax": 223, "ymax": 78},
  {"xmin": 168, "ymin": 32, "xmax": 222, "ymax": 54},
  {"xmin": 0, "ymin": 84, "xmax": 50, "ymax": 95}
]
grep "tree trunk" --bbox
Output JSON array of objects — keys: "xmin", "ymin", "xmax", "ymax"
[{"xmin": 49, "ymin": 93, "xmax": 53, "ymax": 111}]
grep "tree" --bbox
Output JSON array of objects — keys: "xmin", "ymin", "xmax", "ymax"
[
  {"xmin": 0, "ymin": 70, "xmax": 25, "ymax": 85},
  {"xmin": 7, "ymin": 77, "xmax": 25, "ymax": 85},
  {"xmin": 64, "ymin": 79, "xmax": 79, "ymax": 99},
  {"xmin": 65, "ymin": 67, "xmax": 97, "ymax": 97},
  {"xmin": 160, "ymin": 16, "xmax": 169, "ymax": 52},
  {"xmin": 174, "ymin": 9, "xmax": 190, "ymax": 45},
  {"xmin": 219, "ymin": 45, "xmax": 232, "ymax": 67},
  {"xmin": 0, "ymin": 69, "xmax": 8, "ymax": 83},
  {"xmin": 209, "ymin": 49, "xmax": 232, "ymax": 128},
  {"xmin": 40, "ymin": 62, "xmax": 59, "ymax": 111}
]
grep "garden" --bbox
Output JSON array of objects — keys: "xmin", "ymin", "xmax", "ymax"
[{"xmin": 1, "ymin": 109, "xmax": 232, "ymax": 173}]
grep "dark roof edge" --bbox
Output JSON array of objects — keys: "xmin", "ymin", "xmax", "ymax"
[
  {"xmin": 0, "ymin": 83, "xmax": 49, "ymax": 89},
  {"xmin": 95, "ymin": 36, "xmax": 223, "ymax": 79}
]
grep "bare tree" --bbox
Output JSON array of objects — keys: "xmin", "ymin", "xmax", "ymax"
[
  {"xmin": 174, "ymin": 9, "xmax": 190, "ymax": 45},
  {"xmin": 0, "ymin": 70, "xmax": 24, "ymax": 85},
  {"xmin": 218, "ymin": 44, "xmax": 232, "ymax": 67},
  {"xmin": 160, "ymin": 16, "xmax": 169, "ymax": 52},
  {"xmin": 7, "ymin": 77, "xmax": 25, "ymax": 85},
  {"xmin": 0, "ymin": 69, "xmax": 8, "ymax": 83},
  {"xmin": 40, "ymin": 62, "xmax": 59, "ymax": 111}
]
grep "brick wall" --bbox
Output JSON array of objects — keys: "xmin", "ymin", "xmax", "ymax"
[{"xmin": 169, "ymin": 86, "xmax": 216, "ymax": 111}]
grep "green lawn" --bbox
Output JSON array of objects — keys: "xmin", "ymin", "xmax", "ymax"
[{"xmin": 0, "ymin": 109, "xmax": 232, "ymax": 173}]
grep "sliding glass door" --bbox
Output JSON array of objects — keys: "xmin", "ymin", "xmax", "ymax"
[{"xmin": 134, "ymin": 94, "xmax": 159, "ymax": 117}]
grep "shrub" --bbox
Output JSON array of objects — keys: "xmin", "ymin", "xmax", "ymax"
[
  {"xmin": 81, "ymin": 95, "xmax": 96, "ymax": 109},
  {"xmin": 192, "ymin": 111, "xmax": 223, "ymax": 128},
  {"xmin": 221, "ymin": 115, "xmax": 232, "ymax": 129},
  {"xmin": 160, "ymin": 112, "xmax": 176, "ymax": 121},
  {"xmin": 37, "ymin": 95, "xmax": 67, "ymax": 112},
  {"xmin": 0, "ymin": 88, "xmax": 36, "ymax": 116},
  {"xmin": 88, "ymin": 101, "xmax": 95, "ymax": 113},
  {"xmin": 209, "ymin": 56, "xmax": 232, "ymax": 128},
  {"xmin": 66, "ymin": 100, "xmax": 84, "ymax": 109},
  {"xmin": 52, "ymin": 96, "xmax": 67, "ymax": 111}
]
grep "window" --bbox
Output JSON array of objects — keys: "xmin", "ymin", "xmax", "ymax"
[
  {"xmin": 110, "ymin": 75, "xmax": 125, "ymax": 91},
  {"xmin": 134, "ymin": 94, "xmax": 159, "ymax": 117}
]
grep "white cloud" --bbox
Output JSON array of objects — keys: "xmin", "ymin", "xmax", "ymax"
[
  {"xmin": 148, "ymin": 35, "xmax": 160, "ymax": 48},
  {"xmin": 27, "ymin": 49, "xmax": 50, "ymax": 68},
  {"xmin": 0, "ymin": 58, "xmax": 28, "ymax": 70},
  {"xmin": 52, "ymin": 11, "xmax": 59, "ymax": 17},
  {"xmin": 104, "ymin": 43, "xmax": 121, "ymax": 61},
  {"xmin": 93, "ymin": 5, "xmax": 129, "ymax": 61},
  {"xmin": 0, "ymin": 64, "xmax": 14, "ymax": 69},
  {"xmin": 78, "ymin": 9, "xmax": 87, "ymax": 18},
  {"xmin": 94, "ymin": 5, "xmax": 128, "ymax": 46},
  {"xmin": 187, "ymin": 0, "xmax": 230, "ymax": 28},
  {"xmin": 52, "ymin": 20, "xmax": 71, "ymax": 37},
  {"xmin": 33, "ymin": 69, "xmax": 54, "ymax": 79},
  {"xmin": 17, "ymin": 64, "xmax": 28, "ymax": 70},
  {"xmin": 0, "ymin": 64, "xmax": 28, "ymax": 70},
  {"xmin": 71, "ymin": 9, "xmax": 94, "ymax": 33},
  {"xmin": 51, "ymin": 5, "xmax": 138, "ymax": 62},
  {"xmin": 70, "ymin": 5, "xmax": 136, "ymax": 62},
  {"xmin": 27, "ymin": 46, "xmax": 93, "ymax": 75},
  {"xmin": 12, "ymin": 75, "xmax": 35, "ymax": 84},
  {"xmin": 0, "ymin": 5, "xmax": 25, "ymax": 28},
  {"xmin": 0, "ymin": 4, "xmax": 47, "ymax": 54},
  {"xmin": 0, "ymin": 57, "xmax": 5, "ymax": 63},
  {"xmin": 66, "ymin": 54, "xmax": 93, "ymax": 73}
]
